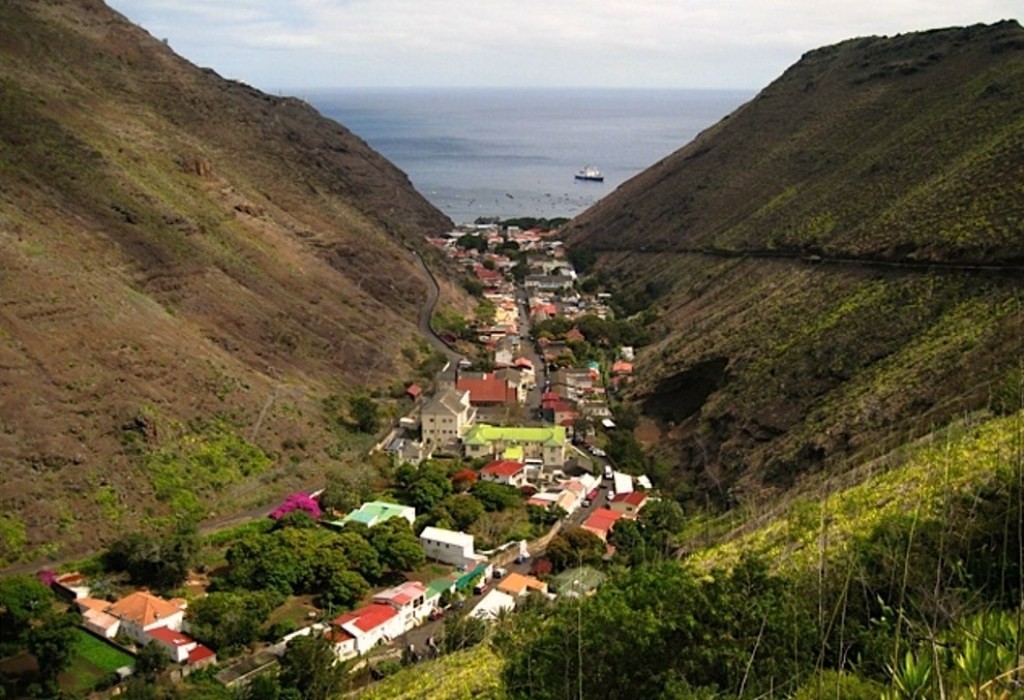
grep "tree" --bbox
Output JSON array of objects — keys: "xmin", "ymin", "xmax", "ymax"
[
  {"xmin": 0, "ymin": 575, "xmax": 54, "ymax": 652},
  {"xmin": 440, "ymin": 612, "xmax": 487, "ymax": 654},
  {"xmin": 26, "ymin": 612, "xmax": 76, "ymax": 686},
  {"xmin": 349, "ymin": 395, "xmax": 379, "ymax": 433},
  {"xmin": 545, "ymin": 527, "xmax": 605, "ymax": 572},
  {"xmin": 103, "ymin": 523, "xmax": 198, "ymax": 590},
  {"xmin": 188, "ymin": 590, "xmax": 279, "ymax": 653},
  {"xmin": 335, "ymin": 531, "xmax": 383, "ymax": 582},
  {"xmin": 432, "ymin": 494, "xmax": 485, "ymax": 531},
  {"xmin": 399, "ymin": 462, "xmax": 452, "ymax": 512},
  {"xmin": 270, "ymin": 493, "xmax": 321, "ymax": 522},
  {"xmin": 318, "ymin": 473, "xmax": 372, "ymax": 514},
  {"xmin": 316, "ymin": 562, "xmax": 369, "ymax": 610},
  {"xmin": 135, "ymin": 640, "xmax": 171, "ymax": 678},
  {"xmin": 368, "ymin": 518, "xmax": 426, "ymax": 573},
  {"xmin": 277, "ymin": 634, "xmax": 348, "ymax": 700},
  {"xmin": 470, "ymin": 481, "xmax": 520, "ymax": 512}
]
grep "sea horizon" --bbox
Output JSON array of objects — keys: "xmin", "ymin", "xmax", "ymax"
[{"xmin": 301, "ymin": 86, "xmax": 754, "ymax": 224}]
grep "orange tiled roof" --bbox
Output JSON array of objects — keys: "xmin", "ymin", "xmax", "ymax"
[{"xmin": 107, "ymin": 591, "xmax": 184, "ymax": 628}]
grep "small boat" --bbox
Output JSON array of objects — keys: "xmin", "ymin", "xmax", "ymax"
[{"xmin": 574, "ymin": 165, "xmax": 604, "ymax": 182}]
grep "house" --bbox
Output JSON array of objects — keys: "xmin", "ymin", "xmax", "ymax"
[
  {"xmin": 524, "ymin": 274, "xmax": 574, "ymax": 292},
  {"xmin": 330, "ymin": 603, "xmax": 405, "ymax": 659},
  {"xmin": 77, "ymin": 591, "xmax": 187, "ymax": 645},
  {"xmin": 421, "ymin": 387, "xmax": 475, "ymax": 446},
  {"xmin": 480, "ymin": 459, "xmax": 527, "ymax": 488},
  {"xmin": 612, "ymin": 472, "xmax": 634, "ymax": 495},
  {"xmin": 405, "ymin": 383, "xmax": 423, "ymax": 401},
  {"xmin": 564, "ymin": 328, "xmax": 585, "ymax": 343},
  {"xmin": 107, "ymin": 592, "xmax": 187, "ymax": 645},
  {"xmin": 611, "ymin": 360, "xmax": 633, "ymax": 377},
  {"xmin": 420, "ymin": 526, "xmax": 485, "ymax": 569},
  {"xmin": 541, "ymin": 396, "xmax": 577, "ymax": 426},
  {"xmin": 76, "ymin": 598, "xmax": 121, "ymax": 639},
  {"xmin": 470, "ymin": 589, "xmax": 517, "ymax": 621},
  {"xmin": 456, "ymin": 373, "xmax": 519, "ymax": 406},
  {"xmin": 373, "ymin": 581, "xmax": 431, "ymax": 629},
  {"xmin": 581, "ymin": 509, "xmax": 624, "ymax": 542},
  {"xmin": 496, "ymin": 573, "xmax": 548, "ymax": 597},
  {"xmin": 462, "ymin": 424, "xmax": 568, "ymax": 467},
  {"xmin": 51, "ymin": 572, "xmax": 90, "ymax": 601},
  {"xmin": 609, "ymin": 491, "xmax": 649, "ymax": 517},
  {"xmin": 494, "ymin": 367, "xmax": 529, "ymax": 402},
  {"xmin": 340, "ymin": 501, "xmax": 416, "ymax": 528},
  {"xmin": 146, "ymin": 626, "xmax": 216, "ymax": 666}
]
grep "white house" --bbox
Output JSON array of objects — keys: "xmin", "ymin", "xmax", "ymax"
[
  {"xmin": 78, "ymin": 592, "xmax": 187, "ymax": 645},
  {"xmin": 373, "ymin": 581, "xmax": 431, "ymax": 630},
  {"xmin": 420, "ymin": 526, "xmax": 484, "ymax": 568},
  {"xmin": 145, "ymin": 626, "xmax": 215, "ymax": 666},
  {"xmin": 330, "ymin": 603, "xmax": 406, "ymax": 660},
  {"xmin": 470, "ymin": 589, "xmax": 517, "ymax": 621},
  {"xmin": 479, "ymin": 459, "xmax": 527, "ymax": 488}
]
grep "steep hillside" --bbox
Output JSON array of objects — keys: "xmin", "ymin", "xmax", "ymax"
[
  {"xmin": 565, "ymin": 22, "xmax": 1024, "ymax": 506},
  {"xmin": 0, "ymin": 0, "xmax": 457, "ymax": 563}
]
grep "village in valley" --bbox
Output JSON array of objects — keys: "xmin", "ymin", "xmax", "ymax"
[{"xmin": 3, "ymin": 221, "xmax": 664, "ymax": 696}]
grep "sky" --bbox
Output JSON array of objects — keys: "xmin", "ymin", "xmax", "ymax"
[{"xmin": 106, "ymin": 1, "xmax": 1020, "ymax": 92}]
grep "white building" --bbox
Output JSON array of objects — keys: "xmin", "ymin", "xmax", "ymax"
[
  {"xmin": 420, "ymin": 388, "xmax": 476, "ymax": 447},
  {"xmin": 420, "ymin": 526, "xmax": 485, "ymax": 568}
]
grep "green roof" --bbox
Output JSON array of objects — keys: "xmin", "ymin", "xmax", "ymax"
[
  {"xmin": 463, "ymin": 424, "xmax": 566, "ymax": 448},
  {"xmin": 427, "ymin": 578, "xmax": 455, "ymax": 599},
  {"xmin": 339, "ymin": 501, "xmax": 412, "ymax": 527},
  {"xmin": 455, "ymin": 563, "xmax": 488, "ymax": 590},
  {"xmin": 503, "ymin": 445, "xmax": 525, "ymax": 461}
]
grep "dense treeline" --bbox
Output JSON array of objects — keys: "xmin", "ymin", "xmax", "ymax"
[{"xmin": 496, "ymin": 458, "xmax": 1024, "ymax": 699}]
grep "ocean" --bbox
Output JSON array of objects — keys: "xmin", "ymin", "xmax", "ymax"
[{"xmin": 304, "ymin": 88, "xmax": 753, "ymax": 225}]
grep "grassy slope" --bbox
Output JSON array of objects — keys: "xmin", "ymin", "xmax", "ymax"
[
  {"xmin": 0, "ymin": 0, "xmax": 459, "ymax": 563},
  {"xmin": 561, "ymin": 22, "xmax": 1024, "ymax": 504},
  {"xmin": 352, "ymin": 644, "xmax": 505, "ymax": 700}
]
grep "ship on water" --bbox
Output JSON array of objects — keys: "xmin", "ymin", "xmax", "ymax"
[{"xmin": 574, "ymin": 165, "xmax": 604, "ymax": 182}]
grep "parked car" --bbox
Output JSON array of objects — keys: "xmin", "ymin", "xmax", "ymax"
[
  {"xmin": 591, "ymin": 447, "xmax": 607, "ymax": 458},
  {"xmin": 607, "ymin": 490, "xmax": 616, "ymax": 501},
  {"xmin": 493, "ymin": 567, "xmax": 508, "ymax": 580},
  {"xmin": 428, "ymin": 607, "xmax": 445, "ymax": 621},
  {"xmin": 587, "ymin": 488, "xmax": 599, "ymax": 501},
  {"xmin": 603, "ymin": 465, "xmax": 614, "ymax": 479},
  {"xmin": 474, "ymin": 582, "xmax": 489, "ymax": 595}
]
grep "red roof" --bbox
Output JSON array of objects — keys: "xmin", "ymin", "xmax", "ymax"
[
  {"xmin": 147, "ymin": 626, "xmax": 195, "ymax": 647},
  {"xmin": 333, "ymin": 603, "xmax": 397, "ymax": 633},
  {"xmin": 611, "ymin": 491, "xmax": 648, "ymax": 507},
  {"xmin": 582, "ymin": 509, "xmax": 624, "ymax": 534},
  {"xmin": 565, "ymin": 328, "xmax": 585, "ymax": 342},
  {"xmin": 406, "ymin": 383, "xmax": 423, "ymax": 398},
  {"xmin": 513, "ymin": 357, "xmax": 534, "ymax": 369},
  {"xmin": 457, "ymin": 374, "xmax": 517, "ymax": 405},
  {"xmin": 188, "ymin": 645, "xmax": 216, "ymax": 664},
  {"xmin": 481, "ymin": 460, "xmax": 525, "ymax": 477},
  {"xmin": 611, "ymin": 361, "xmax": 634, "ymax": 375}
]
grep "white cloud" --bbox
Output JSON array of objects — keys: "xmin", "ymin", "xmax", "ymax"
[{"xmin": 106, "ymin": 0, "xmax": 1021, "ymax": 89}]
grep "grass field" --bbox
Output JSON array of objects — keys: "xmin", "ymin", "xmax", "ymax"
[{"xmin": 61, "ymin": 628, "xmax": 134, "ymax": 694}]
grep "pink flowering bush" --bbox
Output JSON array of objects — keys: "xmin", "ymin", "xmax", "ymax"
[{"xmin": 270, "ymin": 492, "xmax": 321, "ymax": 520}]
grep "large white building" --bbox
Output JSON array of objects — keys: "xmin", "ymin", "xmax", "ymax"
[
  {"xmin": 420, "ymin": 526, "xmax": 486, "ymax": 569},
  {"xmin": 420, "ymin": 388, "xmax": 475, "ymax": 447}
]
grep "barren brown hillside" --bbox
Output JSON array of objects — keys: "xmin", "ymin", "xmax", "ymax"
[{"xmin": 0, "ymin": 0, "xmax": 460, "ymax": 563}]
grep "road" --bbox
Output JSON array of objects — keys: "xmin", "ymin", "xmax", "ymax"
[{"xmin": 410, "ymin": 249, "xmax": 463, "ymax": 365}]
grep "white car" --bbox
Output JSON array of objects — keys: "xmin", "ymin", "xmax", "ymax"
[
  {"xmin": 591, "ymin": 447, "xmax": 607, "ymax": 458},
  {"xmin": 607, "ymin": 490, "xmax": 616, "ymax": 501}
]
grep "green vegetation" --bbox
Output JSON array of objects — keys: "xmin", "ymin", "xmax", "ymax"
[
  {"xmin": 64, "ymin": 628, "xmax": 135, "ymax": 695},
  {"xmin": 353, "ymin": 643, "xmax": 505, "ymax": 700},
  {"xmin": 103, "ymin": 524, "xmax": 199, "ymax": 591},
  {"xmin": 144, "ymin": 418, "xmax": 272, "ymax": 520}
]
